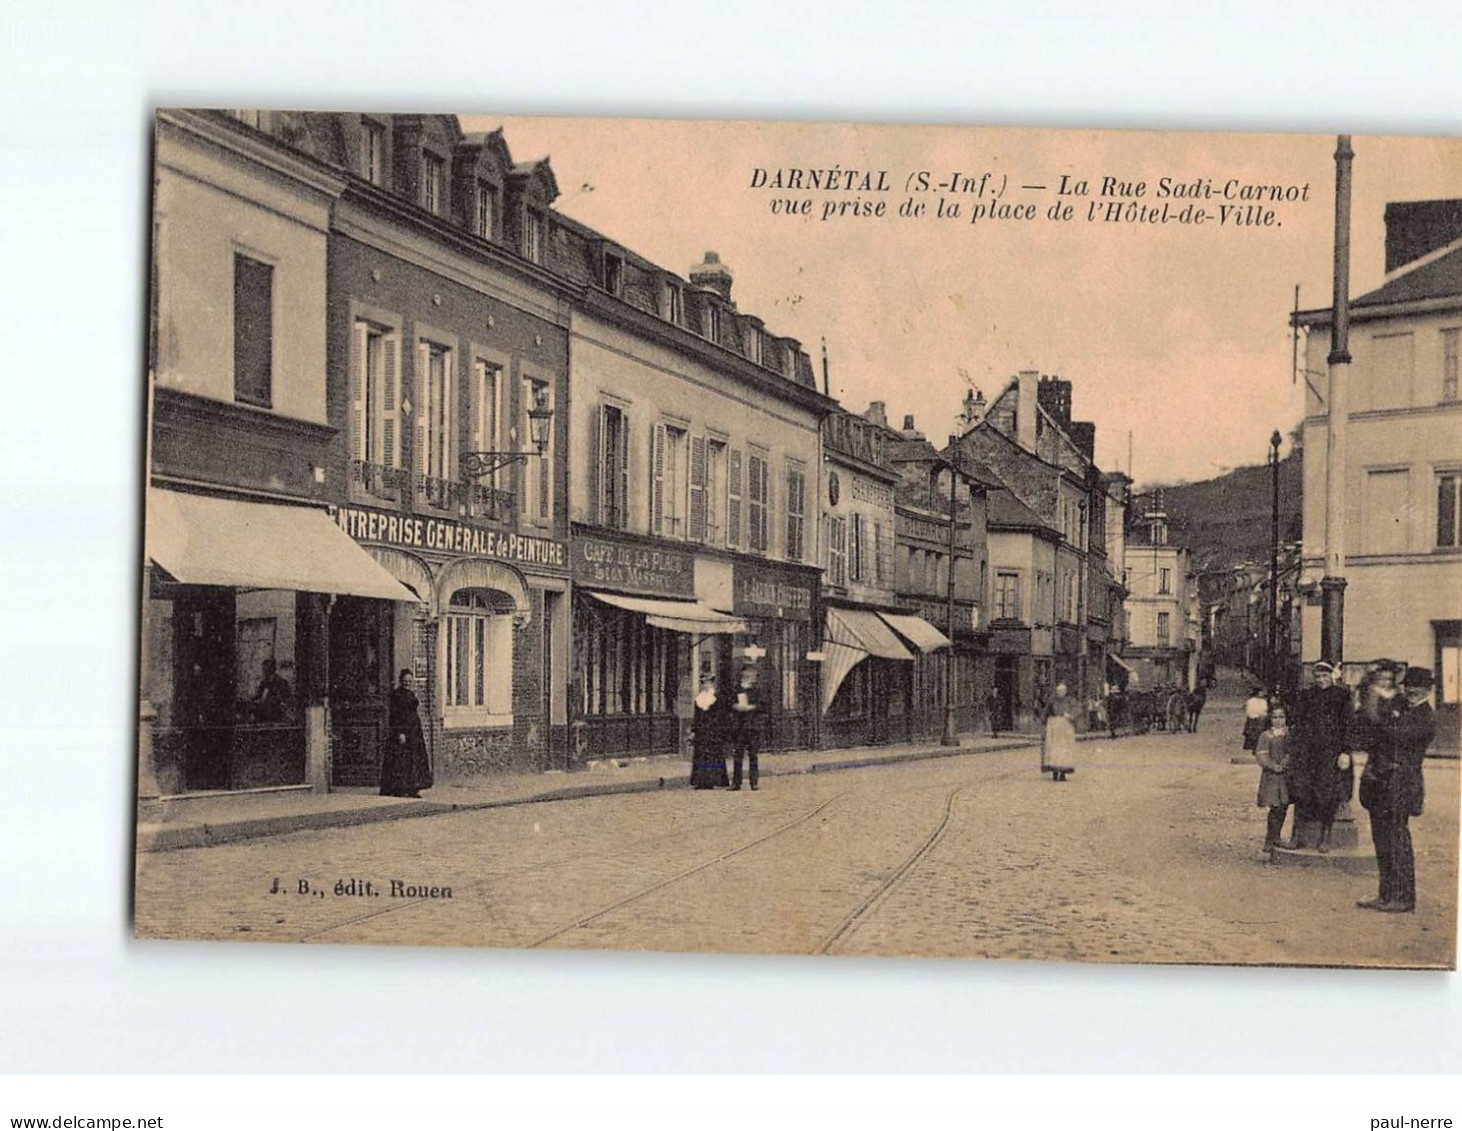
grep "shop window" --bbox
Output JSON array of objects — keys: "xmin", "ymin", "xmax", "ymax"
[
  {"xmin": 443, "ymin": 589, "xmax": 514, "ymax": 726},
  {"xmin": 232, "ymin": 253, "xmax": 273, "ymax": 408},
  {"xmin": 578, "ymin": 605, "xmax": 679, "ymax": 717},
  {"xmin": 780, "ymin": 623, "xmax": 804, "ymax": 711}
]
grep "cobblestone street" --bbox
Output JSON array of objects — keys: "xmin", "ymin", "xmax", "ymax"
[{"xmin": 134, "ymin": 704, "xmax": 1458, "ymax": 968}]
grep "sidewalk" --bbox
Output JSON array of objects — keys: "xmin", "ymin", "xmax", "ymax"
[{"xmin": 136, "ymin": 731, "xmax": 1051, "ymax": 852}]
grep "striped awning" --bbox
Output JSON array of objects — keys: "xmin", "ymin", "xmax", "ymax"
[
  {"xmin": 880, "ymin": 612, "xmax": 953, "ymax": 653},
  {"xmin": 826, "ymin": 607, "xmax": 915, "ymax": 662},
  {"xmin": 586, "ymin": 590, "xmax": 747, "ymax": 635}
]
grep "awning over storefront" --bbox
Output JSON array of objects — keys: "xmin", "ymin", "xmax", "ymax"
[
  {"xmin": 147, "ymin": 488, "xmax": 419, "ymax": 602},
  {"xmin": 1107, "ymin": 652, "xmax": 1139, "ymax": 682},
  {"xmin": 879, "ymin": 612, "xmax": 953, "ymax": 654},
  {"xmin": 821, "ymin": 607, "xmax": 914, "ymax": 714},
  {"xmin": 826, "ymin": 607, "xmax": 915, "ymax": 662},
  {"xmin": 585, "ymin": 590, "xmax": 747, "ymax": 635}
]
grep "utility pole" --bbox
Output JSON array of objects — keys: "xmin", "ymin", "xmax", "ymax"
[
  {"xmin": 1321, "ymin": 136, "xmax": 1353, "ymax": 668},
  {"xmin": 1269, "ymin": 429, "xmax": 1282, "ymax": 696},
  {"xmin": 941, "ymin": 438, "xmax": 961, "ymax": 746}
]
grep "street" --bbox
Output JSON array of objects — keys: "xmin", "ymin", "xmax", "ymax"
[{"xmin": 134, "ymin": 702, "xmax": 1458, "ymax": 968}]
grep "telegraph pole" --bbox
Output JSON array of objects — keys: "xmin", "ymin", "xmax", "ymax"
[
  {"xmin": 1321, "ymin": 136, "xmax": 1353, "ymax": 668},
  {"xmin": 1269, "ymin": 429, "xmax": 1282, "ymax": 695},
  {"xmin": 941, "ymin": 439, "xmax": 961, "ymax": 746}
]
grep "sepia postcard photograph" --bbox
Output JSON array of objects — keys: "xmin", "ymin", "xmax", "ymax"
[{"xmin": 133, "ymin": 109, "xmax": 1461, "ymax": 970}]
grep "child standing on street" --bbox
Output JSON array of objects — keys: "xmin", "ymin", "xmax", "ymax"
[{"xmin": 1254, "ymin": 705, "xmax": 1291, "ymax": 861}]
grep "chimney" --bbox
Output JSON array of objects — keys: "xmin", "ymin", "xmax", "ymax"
[
  {"xmin": 1016, "ymin": 369, "xmax": 1039, "ymax": 451},
  {"xmin": 1070, "ymin": 421, "xmax": 1096, "ymax": 461},
  {"xmin": 1383, "ymin": 199, "xmax": 1462, "ymax": 274},
  {"xmin": 689, "ymin": 250, "xmax": 734, "ymax": 300},
  {"xmin": 1037, "ymin": 376, "xmax": 1073, "ymax": 430},
  {"xmin": 900, "ymin": 414, "xmax": 925, "ymax": 440},
  {"xmin": 864, "ymin": 400, "xmax": 887, "ymax": 428},
  {"xmin": 959, "ymin": 387, "xmax": 987, "ymax": 433}
]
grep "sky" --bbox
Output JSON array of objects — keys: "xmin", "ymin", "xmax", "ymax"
[{"xmin": 460, "ymin": 115, "xmax": 1462, "ymax": 485}]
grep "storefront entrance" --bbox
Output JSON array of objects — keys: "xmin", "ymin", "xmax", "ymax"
[{"xmin": 328, "ymin": 597, "xmax": 394, "ymax": 787}]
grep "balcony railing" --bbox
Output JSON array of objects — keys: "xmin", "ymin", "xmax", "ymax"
[{"xmin": 350, "ymin": 460, "xmax": 515, "ymax": 525}]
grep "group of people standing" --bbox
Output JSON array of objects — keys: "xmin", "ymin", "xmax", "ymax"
[
  {"xmin": 689, "ymin": 665, "xmax": 767, "ymax": 792},
  {"xmin": 1247, "ymin": 659, "xmax": 1436, "ymax": 914}
]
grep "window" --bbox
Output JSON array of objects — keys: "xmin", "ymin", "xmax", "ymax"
[
  {"xmin": 471, "ymin": 359, "xmax": 501, "ymax": 487},
  {"xmin": 231, "ymin": 109, "xmax": 264, "ymax": 129},
  {"xmin": 849, "ymin": 513, "xmax": 865, "ymax": 581},
  {"xmin": 523, "ymin": 377, "xmax": 553, "ymax": 526},
  {"xmin": 350, "ymin": 320, "xmax": 402, "ymax": 494},
  {"xmin": 1444, "ymin": 329, "xmax": 1460, "ymax": 403},
  {"xmin": 1158, "ymin": 567, "xmax": 1172, "ymax": 594},
  {"xmin": 995, "ymin": 571, "xmax": 1021, "ymax": 620},
  {"xmin": 748, "ymin": 451, "xmax": 770, "ymax": 553},
  {"xmin": 727, "ymin": 447, "xmax": 743, "ymax": 549},
  {"xmin": 415, "ymin": 341, "xmax": 454, "ymax": 500},
  {"xmin": 422, "ymin": 152, "xmax": 445, "ymax": 215},
  {"xmin": 828, "ymin": 516, "xmax": 847, "ymax": 587},
  {"xmin": 780, "ymin": 623, "xmax": 804, "ymax": 711},
  {"xmin": 1157, "ymin": 611, "xmax": 1171, "ymax": 647},
  {"xmin": 362, "ymin": 121, "xmax": 385, "ymax": 185},
  {"xmin": 651, "ymin": 423, "xmax": 687, "ymax": 537},
  {"xmin": 1364, "ymin": 468, "xmax": 1409, "ymax": 554},
  {"xmin": 746, "ymin": 326, "xmax": 763, "ymax": 364},
  {"xmin": 785, "ymin": 464, "xmax": 806, "ymax": 561},
  {"xmin": 233, "ymin": 253, "xmax": 273, "ymax": 407},
  {"xmin": 1438, "ymin": 472, "xmax": 1461, "ymax": 548},
  {"xmin": 598, "ymin": 404, "xmax": 629, "ymax": 530},
  {"xmin": 604, "ymin": 253, "xmax": 624, "ymax": 296},
  {"xmin": 706, "ymin": 303, "xmax": 723, "ymax": 343},
  {"xmin": 443, "ymin": 589, "xmax": 513, "ymax": 724},
  {"xmin": 523, "ymin": 209, "xmax": 544, "ymax": 264},
  {"xmin": 704, "ymin": 440, "xmax": 725, "ymax": 542},
  {"xmin": 1367, "ymin": 332, "xmax": 1415, "ymax": 410},
  {"xmin": 664, "ymin": 283, "xmax": 683, "ymax": 326},
  {"xmin": 475, "ymin": 180, "xmax": 497, "ymax": 240}
]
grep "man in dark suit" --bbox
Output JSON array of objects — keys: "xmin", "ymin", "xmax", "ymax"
[
  {"xmin": 729, "ymin": 663, "xmax": 764, "ymax": 791},
  {"xmin": 1357, "ymin": 665, "xmax": 1435, "ymax": 913}
]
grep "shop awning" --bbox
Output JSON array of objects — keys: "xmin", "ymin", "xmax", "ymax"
[
  {"xmin": 1107, "ymin": 652, "xmax": 1138, "ymax": 676},
  {"xmin": 147, "ymin": 488, "xmax": 419, "ymax": 602},
  {"xmin": 880, "ymin": 612, "xmax": 953, "ymax": 653},
  {"xmin": 826, "ymin": 607, "xmax": 914, "ymax": 662},
  {"xmin": 586, "ymin": 590, "xmax": 747, "ymax": 635}
]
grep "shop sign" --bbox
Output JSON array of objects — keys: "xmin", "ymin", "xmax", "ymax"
[
  {"xmin": 734, "ymin": 563, "xmax": 813, "ymax": 621},
  {"xmin": 334, "ymin": 505, "xmax": 568, "ymax": 571},
  {"xmin": 572, "ymin": 533, "xmax": 694, "ymax": 597}
]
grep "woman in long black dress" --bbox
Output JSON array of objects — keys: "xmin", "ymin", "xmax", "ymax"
[
  {"xmin": 689, "ymin": 674, "xmax": 730, "ymax": 789},
  {"xmin": 381, "ymin": 669, "xmax": 433, "ymax": 798}
]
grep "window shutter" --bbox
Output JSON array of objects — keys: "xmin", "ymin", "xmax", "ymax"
[
  {"xmin": 415, "ymin": 341, "xmax": 430, "ymax": 478},
  {"xmin": 618, "ymin": 411, "xmax": 630, "ymax": 530},
  {"xmin": 350, "ymin": 322, "xmax": 367, "ymax": 464},
  {"xmin": 591, "ymin": 404, "xmax": 606, "ymax": 526},
  {"xmin": 442, "ymin": 350, "xmax": 454, "ymax": 482},
  {"xmin": 727, "ymin": 447, "xmax": 742, "ymax": 548},
  {"xmin": 650, "ymin": 422, "xmax": 666, "ymax": 536},
  {"xmin": 748, "ymin": 454, "xmax": 767, "ymax": 553},
  {"xmin": 873, "ymin": 520, "xmax": 883, "ymax": 583},
  {"xmin": 382, "ymin": 333, "xmax": 399, "ymax": 468},
  {"xmin": 689, "ymin": 435, "xmax": 707, "ymax": 542}
]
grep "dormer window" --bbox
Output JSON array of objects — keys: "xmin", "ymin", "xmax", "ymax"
[
  {"xmin": 523, "ymin": 208, "xmax": 544, "ymax": 264},
  {"xmin": 705, "ymin": 303, "xmax": 723, "ymax": 343},
  {"xmin": 362, "ymin": 120, "xmax": 385, "ymax": 185},
  {"xmin": 603, "ymin": 253, "xmax": 624, "ymax": 296},
  {"xmin": 745, "ymin": 326, "xmax": 764, "ymax": 365},
  {"xmin": 422, "ymin": 152, "xmax": 445, "ymax": 215},
  {"xmin": 475, "ymin": 180, "xmax": 497, "ymax": 240},
  {"xmin": 663, "ymin": 283, "xmax": 683, "ymax": 325}
]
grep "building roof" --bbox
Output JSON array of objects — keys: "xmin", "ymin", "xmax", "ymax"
[
  {"xmin": 986, "ymin": 487, "xmax": 1059, "ymax": 538},
  {"xmin": 1295, "ymin": 240, "xmax": 1462, "ymax": 325}
]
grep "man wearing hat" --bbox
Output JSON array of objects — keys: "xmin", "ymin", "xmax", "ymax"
[
  {"xmin": 1356, "ymin": 664, "xmax": 1435, "ymax": 913},
  {"xmin": 1290, "ymin": 662, "xmax": 1352, "ymax": 851},
  {"xmin": 728, "ymin": 662, "xmax": 765, "ymax": 791}
]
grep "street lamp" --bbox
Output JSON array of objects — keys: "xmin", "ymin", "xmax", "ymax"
[
  {"xmin": 461, "ymin": 386, "xmax": 554, "ymax": 479},
  {"xmin": 1268, "ymin": 429, "xmax": 1282, "ymax": 697}
]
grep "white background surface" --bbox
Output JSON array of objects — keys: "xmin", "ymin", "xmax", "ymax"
[{"xmin": 0, "ymin": 0, "xmax": 1459, "ymax": 1077}]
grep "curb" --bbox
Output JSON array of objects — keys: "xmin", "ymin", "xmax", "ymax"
[{"xmin": 137, "ymin": 732, "xmax": 1093, "ymax": 852}]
